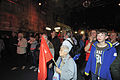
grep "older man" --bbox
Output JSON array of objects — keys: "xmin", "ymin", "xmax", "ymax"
[{"xmin": 53, "ymin": 45, "xmax": 77, "ymax": 80}]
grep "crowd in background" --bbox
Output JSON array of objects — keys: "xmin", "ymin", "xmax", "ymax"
[{"xmin": 0, "ymin": 29, "xmax": 120, "ymax": 80}]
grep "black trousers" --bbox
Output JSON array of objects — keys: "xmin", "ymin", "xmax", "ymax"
[
  {"xmin": 111, "ymin": 70, "xmax": 120, "ymax": 80},
  {"xmin": 17, "ymin": 53, "xmax": 26, "ymax": 67}
]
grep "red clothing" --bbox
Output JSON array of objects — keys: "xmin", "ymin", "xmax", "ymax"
[{"xmin": 85, "ymin": 40, "xmax": 92, "ymax": 61}]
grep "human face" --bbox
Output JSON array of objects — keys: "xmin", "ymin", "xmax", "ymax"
[
  {"xmin": 91, "ymin": 30, "xmax": 96, "ymax": 38},
  {"xmin": 110, "ymin": 33, "xmax": 117, "ymax": 41},
  {"xmin": 12, "ymin": 32, "xmax": 16, "ymax": 37},
  {"xmin": 51, "ymin": 31, "xmax": 56, "ymax": 36},
  {"xmin": 97, "ymin": 33, "xmax": 108, "ymax": 43}
]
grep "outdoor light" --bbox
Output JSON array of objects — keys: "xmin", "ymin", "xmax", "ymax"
[
  {"xmin": 39, "ymin": 3, "xmax": 41, "ymax": 6},
  {"xmin": 55, "ymin": 29, "xmax": 59, "ymax": 32},
  {"xmin": 46, "ymin": 27, "xmax": 51, "ymax": 31},
  {"xmin": 81, "ymin": 30, "xmax": 85, "ymax": 34},
  {"xmin": 75, "ymin": 31, "xmax": 77, "ymax": 34},
  {"xmin": 118, "ymin": 3, "xmax": 120, "ymax": 6},
  {"xmin": 54, "ymin": 27, "xmax": 61, "ymax": 30}
]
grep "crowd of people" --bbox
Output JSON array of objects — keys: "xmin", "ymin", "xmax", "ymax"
[{"xmin": 0, "ymin": 29, "xmax": 120, "ymax": 80}]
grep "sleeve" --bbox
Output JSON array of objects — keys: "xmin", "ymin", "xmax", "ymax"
[
  {"xmin": 110, "ymin": 47, "xmax": 117, "ymax": 64},
  {"xmin": 85, "ymin": 40, "xmax": 89, "ymax": 45},
  {"xmin": 60, "ymin": 59, "xmax": 76, "ymax": 80},
  {"xmin": 85, "ymin": 45, "xmax": 94, "ymax": 75}
]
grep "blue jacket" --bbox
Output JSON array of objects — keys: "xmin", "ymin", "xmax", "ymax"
[{"xmin": 85, "ymin": 41, "xmax": 117, "ymax": 80}]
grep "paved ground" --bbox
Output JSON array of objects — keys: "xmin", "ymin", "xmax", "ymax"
[
  {"xmin": 0, "ymin": 63, "xmax": 37, "ymax": 80},
  {"xmin": 0, "ymin": 55, "xmax": 37, "ymax": 80},
  {"xmin": 0, "ymin": 54, "xmax": 89, "ymax": 80}
]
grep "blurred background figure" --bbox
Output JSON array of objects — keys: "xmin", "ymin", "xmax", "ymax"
[
  {"xmin": 110, "ymin": 32, "xmax": 120, "ymax": 80},
  {"xmin": 28, "ymin": 35, "xmax": 38, "ymax": 72},
  {"xmin": 11, "ymin": 33, "xmax": 27, "ymax": 70},
  {"xmin": 50, "ymin": 30, "xmax": 61, "ymax": 61},
  {"xmin": 84, "ymin": 29, "xmax": 97, "ymax": 62}
]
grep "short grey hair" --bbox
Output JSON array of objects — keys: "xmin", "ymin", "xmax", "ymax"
[{"xmin": 61, "ymin": 45, "xmax": 69, "ymax": 53}]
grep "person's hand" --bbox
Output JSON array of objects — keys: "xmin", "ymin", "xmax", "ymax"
[
  {"xmin": 49, "ymin": 63, "xmax": 52, "ymax": 68},
  {"xmin": 89, "ymin": 36, "xmax": 93, "ymax": 43},
  {"xmin": 84, "ymin": 72, "xmax": 89, "ymax": 76},
  {"xmin": 28, "ymin": 40, "xmax": 30, "ymax": 43},
  {"xmin": 55, "ymin": 67, "xmax": 61, "ymax": 74}
]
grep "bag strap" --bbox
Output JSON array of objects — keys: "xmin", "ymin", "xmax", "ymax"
[
  {"xmin": 67, "ymin": 40, "xmax": 74, "ymax": 46},
  {"xmin": 58, "ymin": 58, "xmax": 62, "ymax": 68}
]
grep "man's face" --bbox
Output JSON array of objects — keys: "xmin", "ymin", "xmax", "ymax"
[
  {"xmin": 91, "ymin": 30, "xmax": 96, "ymax": 38},
  {"xmin": 110, "ymin": 33, "xmax": 117, "ymax": 40},
  {"xmin": 97, "ymin": 33, "xmax": 107, "ymax": 43}
]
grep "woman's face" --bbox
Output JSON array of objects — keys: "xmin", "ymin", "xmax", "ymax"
[{"xmin": 91, "ymin": 30, "xmax": 96, "ymax": 38}]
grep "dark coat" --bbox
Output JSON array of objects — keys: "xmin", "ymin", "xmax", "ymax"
[
  {"xmin": 50, "ymin": 36, "xmax": 61, "ymax": 61},
  {"xmin": 110, "ymin": 42, "xmax": 120, "ymax": 80}
]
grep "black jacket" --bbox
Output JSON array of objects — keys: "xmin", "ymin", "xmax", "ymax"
[
  {"xmin": 50, "ymin": 36, "xmax": 61, "ymax": 61},
  {"xmin": 110, "ymin": 42, "xmax": 120, "ymax": 80}
]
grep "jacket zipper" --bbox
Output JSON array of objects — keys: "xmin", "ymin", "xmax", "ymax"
[{"xmin": 98, "ymin": 51, "xmax": 105, "ymax": 77}]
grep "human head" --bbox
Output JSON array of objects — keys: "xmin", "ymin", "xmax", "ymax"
[
  {"xmin": 51, "ymin": 30, "xmax": 56, "ymax": 37},
  {"xmin": 97, "ymin": 29, "xmax": 108, "ymax": 43},
  {"xmin": 64, "ymin": 31, "xmax": 71, "ymax": 39},
  {"xmin": 81, "ymin": 34, "xmax": 86, "ymax": 40},
  {"xmin": 59, "ymin": 45, "xmax": 69, "ymax": 58},
  {"xmin": 12, "ymin": 32, "xmax": 17, "ymax": 37},
  {"xmin": 90, "ymin": 29, "xmax": 97, "ymax": 38},
  {"xmin": 18, "ymin": 33, "xmax": 24, "ymax": 39},
  {"xmin": 110, "ymin": 32, "xmax": 118, "ymax": 43},
  {"xmin": 30, "ymin": 35, "xmax": 35, "ymax": 41},
  {"xmin": 42, "ymin": 34, "xmax": 48, "ymax": 41}
]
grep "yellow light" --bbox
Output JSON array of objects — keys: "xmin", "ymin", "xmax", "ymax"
[
  {"xmin": 55, "ymin": 29, "xmax": 59, "ymax": 32},
  {"xmin": 118, "ymin": 3, "xmax": 120, "ymax": 6},
  {"xmin": 39, "ymin": 3, "xmax": 41, "ymax": 6},
  {"xmin": 54, "ymin": 27, "xmax": 61, "ymax": 30},
  {"xmin": 81, "ymin": 31, "xmax": 84, "ymax": 34},
  {"xmin": 75, "ymin": 31, "xmax": 77, "ymax": 34}
]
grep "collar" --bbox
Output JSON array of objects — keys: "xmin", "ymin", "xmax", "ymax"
[
  {"xmin": 92, "ymin": 41, "xmax": 113, "ymax": 49},
  {"xmin": 66, "ymin": 38, "xmax": 72, "ymax": 41},
  {"xmin": 113, "ymin": 41, "xmax": 120, "ymax": 47}
]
